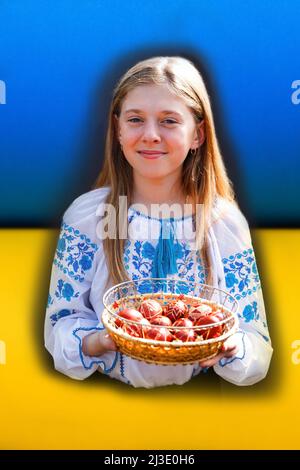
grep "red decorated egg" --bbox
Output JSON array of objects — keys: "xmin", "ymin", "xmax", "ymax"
[
  {"xmin": 115, "ymin": 307, "xmax": 144, "ymax": 334},
  {"xmin": 164, "ymin": 299, "xmax": 189, "ymax": 323},
  {"xmin": 173, "ymin": 318, "xmax": 194, "ymax": 328},
  {"xmin": 139, "ymin": 299, "xmax": 162, "ymax": 321},
  {"xmin": 188, "ymin": 303, "xmax": 212, "ymax": 322},
  {"xmin": 125, "ymin": 317, "xmax": 151, "ymax": 338},
  {"xmin": 115, "ymin": 307, "xmax": 144, "ymax": 324},
  {"xmin": 172, "ymin": 318, "xmax": 197, "ymax": 342},
  {"xmin": 214, "ymin": 309, "xmax": 225, "ymax": 321},
  {"xmin": 150, "ymin": 315, "xmax": 172, "ymax": 327},
  {"xmin": 145, "ymin": 327, "xmax": 173, "ymax": 342},
  {"xmin": 195, "ymin": 314, "xmax": 223, "ymax": 339}
]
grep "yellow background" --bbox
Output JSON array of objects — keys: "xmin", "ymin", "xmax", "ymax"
[{"xmin": 0, "ymin": 229, "xmax": 299, "ymax": 449}]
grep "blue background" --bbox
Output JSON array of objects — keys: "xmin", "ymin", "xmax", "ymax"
[{"xmin": 0, "ymin": 0, "xmax": 299, "ymax": 227}]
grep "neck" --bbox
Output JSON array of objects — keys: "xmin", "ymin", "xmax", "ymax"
[
  {"xmin": 130, "ymin": 173, "xmax": 195, "ymax": 218},
  {"xmin": 131, "ymin": 174, "xmax": 186, "ymax": 207}
]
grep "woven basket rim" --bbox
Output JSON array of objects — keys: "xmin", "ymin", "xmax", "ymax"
[
  {"xmin": 103, "ymin": 277, "xmax": 238, "ymax": 311},
  {"xmin": 102, "ymin": 278, "xmax": 239, "ymax": 355}
]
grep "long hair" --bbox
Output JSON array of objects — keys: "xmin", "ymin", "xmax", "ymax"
[{"xmin": 93, "ymin": 56, "xmax": 235, "ymax": 287}]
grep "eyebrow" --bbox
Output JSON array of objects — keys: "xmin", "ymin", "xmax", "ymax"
[{"xmin": 124, "ymin": 109, "xmax": 184, "ymax": 118}]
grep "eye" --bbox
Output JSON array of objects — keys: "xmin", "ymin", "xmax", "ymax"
[
  {"xmin": 163, "ymin": 119, "xmax": 177, "ymax": 124},
  {"xmin": 127, "ymin": 118, "xmax": 142, "ymax": 123},
  {"xmin": 127, "ymin": 117, "xmax": 178, "ymax": 124}
]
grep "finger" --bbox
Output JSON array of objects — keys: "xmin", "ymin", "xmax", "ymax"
[
  {"xmin": 221, "ymin": 337, "xmax": 239, "ymax": 353},
  {"xmin": 223, "ymin": 346, "xmax": 239, "ymax": 358},
  {"xmin": 199, "ymin": 352, "xmax": 224, "ymax": 368},
  {"xmin": 199, "ymin": 345, "xmax": 238, "ymax": 367},
  {"xmin": 223, "ymin": 342, "xmax": 239, "ymax": 351},
  {"xmin": 104, "ymin": 333, "xmax": 119, "ymax": 351}
]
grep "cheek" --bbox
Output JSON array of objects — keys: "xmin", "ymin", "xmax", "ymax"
[
  {"xmin": 120, "ymin": 126, "xmax": 140, "ymax": 145},
  {"xmin": 169, "ymin": 136, "xmax": 191, "ymax": 161},
  {"xmin": 168, "ymin": 129, "xmax": 192, "ymax": 150}
]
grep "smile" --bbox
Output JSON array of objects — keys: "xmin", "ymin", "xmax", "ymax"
[{"xmin": 137, "ymin": 151, "xmax": 167, "ymax": 159}]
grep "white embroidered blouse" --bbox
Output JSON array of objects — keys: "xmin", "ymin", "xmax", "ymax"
[{"xmin": 44, "ymin": 186, "xmax": 273, "ymax": 388}]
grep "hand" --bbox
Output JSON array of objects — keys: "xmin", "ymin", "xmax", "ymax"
[
  {"xmin": 198, "ymin": 334, "xmax": 239, "ymax": 368},
  {"xmin": 98, "ymin": 330, "xmax": 118, "ymax": 353},
  {"xmin": 82, "ymin": 330, "xmax": 118, "ymax": 356}
]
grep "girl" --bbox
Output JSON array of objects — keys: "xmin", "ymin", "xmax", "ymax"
[{"xmin": 44, "ymin": 56, "xmax": 273, "ymax": 388}]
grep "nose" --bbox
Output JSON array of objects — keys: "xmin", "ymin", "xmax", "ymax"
[{"xmin": 141, "ymin": 120, "xmax": 161, "ymax": 142}]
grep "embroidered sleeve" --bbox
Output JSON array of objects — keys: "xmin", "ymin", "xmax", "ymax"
[
  {"xmin": 211, "ymin": 202, "xmax": 273, "ymax": 385},
  {"xmin": 44, "ymin": 194, "xmax": 118, "ymax": 380},
  {"xmin": 222, "ymin": 247, "xmax": 269, "ymax": 338}
]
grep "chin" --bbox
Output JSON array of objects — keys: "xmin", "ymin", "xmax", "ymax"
[{"xmin": 136, "ymin": 169, "xmax": 170, "ymax": 179}]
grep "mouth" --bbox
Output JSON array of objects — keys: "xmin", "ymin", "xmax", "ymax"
[{"xmin": 137, "ymin": 151, "xmax": 167, "ymax": 159}]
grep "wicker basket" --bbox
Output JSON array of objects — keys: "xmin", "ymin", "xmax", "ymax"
[{"xmin": 102, "ymin": 278, "xmax": 239, "ymax": 365}]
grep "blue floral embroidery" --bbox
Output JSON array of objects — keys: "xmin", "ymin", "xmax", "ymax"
[
  {"xmin": 54, "ymin": 223, "xmax": 98, "ymax": 282},
  {"xmin": 142, "ymin": 241, "xmax": 156, "ymax": 260},
  {"xmin": 134, "ymin": 241, "xmax": 154, "ymax": 277},
  {"xmin": 47, "ymin": 294, "xmax": 54, "ymax": 308},
  {"xmin": 222, "ymin": 249, "xmax": 260, "ymax": 301},
  {"xmin": 50, "ymin": 309, "xmax": 76, "ymax": 326},
  {"xmin": 123, "ymin": 239, "xmax": 131, "ymax": 271},
  {"xmin": 242, "ymin": 301, "xmax": 258, "ymax": 322},
  {"xmin": 196, "ymin": 251, "xmax": 207, "ymax": 284},
  {"xmin": 124, "ymin": 212, "xmax": 207, "ymax": 295},
  {"xmin": 136, "ymin": 278, "xmax": 158, "ymax": 294},
  {"xmin": 176, "ymin": 242, "xmax": 206, "ymax": 286},
  {"xmin": 225, "ymin": 272, "xmax": 239, "ymax": 289},
  {"xmin": 55, "ymin": 279, "xmax": 80, "ymax": 302},
  {"xmin": 124, "ymin": 238, "xmax": 205, "ymax": 289},
  {"xmin": 176, "ymin": 243, "xmax": 192, "ymax": 276}
]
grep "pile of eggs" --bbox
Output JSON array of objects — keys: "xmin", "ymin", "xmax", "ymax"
[{"xmin": 114, "ymin": 297, "xmax": 226, "ymax": 342}]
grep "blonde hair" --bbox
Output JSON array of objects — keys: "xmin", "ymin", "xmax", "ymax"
[{"xmin": 93, "ymin": 56, "xmax": 235, "ymax": 287}]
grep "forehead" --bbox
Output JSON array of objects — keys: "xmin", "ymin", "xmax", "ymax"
[{"xmin": 121, "ymin": 84, "xmax": 192, "ymax": 117}]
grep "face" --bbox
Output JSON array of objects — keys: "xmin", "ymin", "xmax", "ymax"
[{"xmin": 115, "ymin": 84, "xmax": 204, "ymax": 182}]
